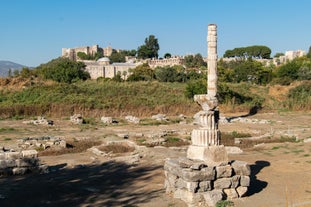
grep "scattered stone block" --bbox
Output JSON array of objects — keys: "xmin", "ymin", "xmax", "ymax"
[
  {"xmin": 174, "ymin": 189, "xmax": 204, "ymax": 206},
  {"xmin": 231, "ymin": 175, "xmax": 241, "ymax": 188},
  {"xmin": 176, "ymin": 179, "xmax": 198, "ymax": 193},
  {"xmin": 231, "ymin": 160, "xmax": 251, "ymax": 176},
  {"xmin": 225, "ymin": 146, "xmax": 243, "ymax": 154},
  {"xmin": 151, "ymin": 114, "xmax": 168, "ymax": 121},
  {"xmin": 12, "ymin": 167, "xmax": 28, "ymax": 175},
  {"xmin": 216, "ymin": 165, "xmax": 232, "ymax": 178},
  {"xmin": 101, "ymin": 116, "xmax": 113, "ymax": 124},
  {"xmin": 203, "ymin": 190, "xmax": 223, "ymax": 207},
  {"xmin": 22, "ymin": 150, "xmax": 38, "ymax": 158},
  {"xmin": 198, "ymin": 181, "xmax": 212, "ymax": 192},
  {"xmin": 236, "ymin": 186, "xmax": 248, "ymax": 197},
  {"xmin": 125, "ymin": 115, "xmax": 140, "ymax": 124},
  {"xmin": 240, "ymin": 175, "xmax": 250, "ymax": 187},
  {"xmin": 16, "ymin": 158, "xmax": 39, "ymax": 167},
  {"xmin": 70, "ymin": 114, "xmax": 84, "ymax": 124},
  {"xmin": 187, "ymin": 145, "xmax": 228, "ymax": 166},
  {"xmin": 224, "ymin": 188, "xmax": 239, "ymax": 199},
  {"xmin": 181, "ymin": 167, "xmax": 215, "ymax": 182},
  {"xmin": 214, "ymin": 178, "xmax": 232, "ymax": 189},
  {"xmin": 5, "ymin": 152, "xmax": 20, "ymax": 159}
]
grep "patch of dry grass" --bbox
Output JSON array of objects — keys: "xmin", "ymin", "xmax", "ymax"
[
  {"xmin": 38, "ymin": 139, "xmax": 101, "ymax": 156},
  {"xmin": 98, "ymin": 143, "xmax": 135, "ymax": 154}
]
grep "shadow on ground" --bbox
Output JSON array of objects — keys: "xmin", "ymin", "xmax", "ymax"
[
  {"xmin": 247, "ymin": 160, "xmax": 270, "ymax": 196},
  {"xmin": 226, "ymin": 105, "xmax": 262, "ymax": 122},
  {"xmin": 0, "ymin": 161, "xmax": 162, "ymax": 207}
]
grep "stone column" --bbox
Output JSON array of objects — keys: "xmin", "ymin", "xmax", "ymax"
[
  {"xmin": 207, "ymin": 24, "xmax": 218, "ymax": 100},
  {"xmin": 187, "ymin": 24, "xmax": 228, "ymax": 166}
]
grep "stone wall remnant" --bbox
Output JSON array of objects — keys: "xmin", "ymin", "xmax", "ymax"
[
  {"xmin": 0, "ymin": 149, "xmax": 48, "ymax": 176},
  {"xmin": 18, "ymin": 136, "xmax": 66, "ymax": 150}
]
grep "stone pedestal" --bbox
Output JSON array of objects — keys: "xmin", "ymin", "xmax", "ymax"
[
  {"xmin": 164, "ymin": 158, "xmax": 250, "ymax": 207},
  {"xmin": 187, "ymin": 145, "xmax": 228, "ymax": 166}
]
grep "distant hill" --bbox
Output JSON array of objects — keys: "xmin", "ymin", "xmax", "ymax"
[{"xmin": 0, "ymin": 60, "xmax": 27, "ymax": 77}]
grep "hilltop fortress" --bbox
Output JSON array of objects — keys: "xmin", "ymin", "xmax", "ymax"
[
  {"xmin": 62, "ymin": 44, "xmax": 185, "ymax": 80},
  {"xmin": 62, "ymin": 44, "xmax": 306, "ymax": 80},
  {"xmin": 62, "ymin": 45, "xmax": 114, "ymax": 61}
]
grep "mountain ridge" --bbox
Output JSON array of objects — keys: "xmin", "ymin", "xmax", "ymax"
[{"xmin": 0, "ymin": 60, "xmax": 28, "ymax": 77}]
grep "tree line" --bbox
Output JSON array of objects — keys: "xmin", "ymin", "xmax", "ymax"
[{"xmin": 223, "ymin": 45, "xmax": 272, "ymax": 59}]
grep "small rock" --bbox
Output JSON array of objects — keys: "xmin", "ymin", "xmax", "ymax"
[
  {"xmin": 70, "ymin": 114, "xmax": 84, "ymax": 124},
  {"xmin": 151, "ymin": 114, "xmax": 168, "ymax": 121},
  {"xmin": 101, "ymin": 116, "xmax": 113, "ymax": 124},
  {"xmin": 125, "ymin": 115, "xmax": 140, "ymax": 124}
]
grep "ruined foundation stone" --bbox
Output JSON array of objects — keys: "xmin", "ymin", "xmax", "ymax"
[
  {"xmin": 0, "ymin": 150, "xmax": 48, "ymax": 176},
  {"xmin": 18, "ymin": 136, "xmax": 66, "ymax": 150},
  {"xmin": 164, "ymin": 158, "xmax": 250, "ymax": 206}
]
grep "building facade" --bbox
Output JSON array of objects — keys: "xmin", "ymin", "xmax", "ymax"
[{"xmin": 62, "ymin": 45, "xmax": 113, "ymax": 61}]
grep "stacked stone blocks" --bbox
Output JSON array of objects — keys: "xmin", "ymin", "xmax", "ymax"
[
  {"xmin": 0, "ymin": 150, "xmax": 48, "ymax": 176},
  {"xmin": 164, "ymin": 158, "xmax": 250, "ymax": 206}
]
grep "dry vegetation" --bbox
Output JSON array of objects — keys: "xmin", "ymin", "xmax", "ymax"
[{"xmin": 38, "ymin": 139, "xmax": 101, "ymax": 156}]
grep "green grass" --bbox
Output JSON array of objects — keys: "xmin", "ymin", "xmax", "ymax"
[
  {"xmin": 291, "ymin": 149, "xmax": 304, "ymax": 154},
  {"xmin": 0, "ymin": 81, "xmax": 197, "ymax": 118},
  {"xmin": 272, "ymin": 146, "xmax": 280, "ymax": 150},
  {"xmin": 216, "ymin": 200, "xmax": 234, "ymax": 207},
  {"xmin": 0, "ymin": 127, "xmax": 16, "ymax": 132},
  {"xmin": 3, "ymin": 137, "xmax": 12, "ymax": 141},
  {"xmin": 1, "ymin": 79, "xmax": 310, "ymax": 118}
]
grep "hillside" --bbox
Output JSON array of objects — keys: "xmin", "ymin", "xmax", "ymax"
[
  {"xmin": 0, "ymin": 60, "xmax": 27, "ymax": 77},
  {"xmin": 0, "ymin": 77, "xmax": 310, "ymax": 119}
]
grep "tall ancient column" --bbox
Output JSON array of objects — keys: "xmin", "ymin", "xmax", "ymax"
[
  {"xmin": 187, "ymin": 24, "xmax": 228, "ymax": 165},
  {"xmin": 207, "ymin": 24, "xmax": 218, "ymax": 100}
]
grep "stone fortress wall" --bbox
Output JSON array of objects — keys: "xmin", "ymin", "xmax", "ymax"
[
  {"xmin": 62, "ymin": 45, "xmax": 113, "ymax": 61},
  {"xmin": 62, "ymin": 43, "xmax": 306, "ymax": 80}
]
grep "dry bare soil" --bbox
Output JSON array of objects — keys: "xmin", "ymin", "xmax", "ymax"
[{"xmin": 0, "ymin": 111, "xmax": 311, "ymax": 207}]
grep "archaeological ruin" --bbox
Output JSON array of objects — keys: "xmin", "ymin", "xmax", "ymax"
[{"xmin": 164, "ymin": 24, "xmax": 251, "ymax": 207}]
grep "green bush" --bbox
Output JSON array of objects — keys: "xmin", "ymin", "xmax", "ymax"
[
  {"xmin": 184, "ymin": 78, "xmax": 206, "ymax": 98},
  {"xmin": 287, "ymin": 81, "xmax": 311, "ymax": 110},
  {"xmin": 35, "ymin": 57, "xmax": 90, "ymax": 83}
]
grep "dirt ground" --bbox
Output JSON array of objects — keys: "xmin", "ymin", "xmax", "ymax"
[{"xmin": 0, "ymin": 111, "xmax": 311, "ymax": 207}]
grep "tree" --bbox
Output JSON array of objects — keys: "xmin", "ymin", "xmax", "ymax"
[
  {"xmin": 35, "ymin": 57, "xmax": 90, "ymax": 83},
  {"xmin": 164, "ymin": 53, "xmax": 171, "ymax": 59},
  {"xmin": 13, "ymin": 69, "xmax": 20, "ymax": 77},
  {"xmin": 276, "ymin": 57, "xmax": 303, "ymax": 81},
  {"xmin": 127, "ymin": 63, "xmax": 154, "ymax": 81},
  {"xmin": 20, "ymin": 67, "xmax": 33, "ymax": 78},
  {"xmin": 274, "ymin": 53, "xmax": 284, "ymax": 58},
  {"xmin": 184, "ymin": 54, "xmax": 206, "ymax": 68},
  {"xmin": 7, "ymin": 68, "xmax": 12, "ymax": 77},
  {"xmin": 77, "ymin": 51, "xmax": 103, "ymax": 60},
  {"xmin": 307, "ymin": 46, "xmax": 311, "ymax": 59},
  {"xmin": 154, "ymin": 66, "xmax": 179, "ymax": 82},
  {"xmin": 109, "ymin": 49, "xmax": 126, "ymax": 63},
  {"xmin": 223, "ymin": 45, "xmax": 272, "ymax": 59},
  {"xmin": 137, "ymin": 35, "xmax": 159, "ymax": 59}
]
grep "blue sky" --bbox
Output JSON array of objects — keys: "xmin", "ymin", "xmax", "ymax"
[{"xmin": 1, "ymin": 0, "xmax": 310, "ymax": 67}]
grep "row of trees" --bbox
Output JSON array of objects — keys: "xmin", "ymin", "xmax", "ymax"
[
  {"xmin": 223, "ymin": 45, "xmax": 272, "ymax": 59},
  {"xmin": 122, "ymin": 63, "xmax": 203, "ymax": 82},
  {"xmin": 12, "ymin": 58, "xmax": 90, "ymax": 83}
]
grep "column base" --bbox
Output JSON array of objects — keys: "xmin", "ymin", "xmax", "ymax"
[{"xmin": 187, "ymin": 145, "xmax": 228, "ymax": 166}]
